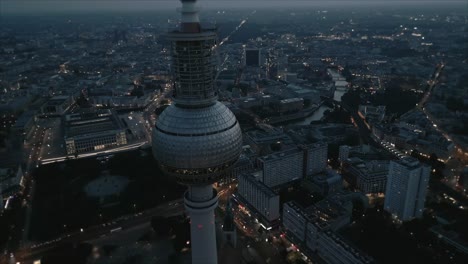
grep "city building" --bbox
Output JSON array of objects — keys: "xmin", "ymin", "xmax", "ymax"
[
  {"xmin": 284, "ymin": 72, "xmax": 298, "ymax": 83},
  {"xmin": 257, "ymin": 147, "xmax": 304, "ymax": 188},
  {"xmin": 286, "ymin": 84, "xmax": 322, "ymax": 103},
  {"xmin": 0, "ymin": 166, "xmax": 25, "ymax": 198},
  {"xmin": 283, "ymin": 202, "xmax": 309, "ymax": 242},
  {"xmin": 0, "ymin": 91, "xmax": 33, "ymax": 118},
  {"xmin": 316, "ymin": 230, "xmax": 374, "ymax": 264},
  {"xmin": 237, "ymin": 171, "xmax": 280, "ymax": 225},
  {"xmin": 384, "ymin": 157, "xmax": 430, "ymax": 221},
  {"xmin": 244, "ymin": 127, "xmax": 294, "ymax": 155},
  {"xmin": 274, "ymin": 98, "xmax": 303, "ymax": 113},
  {"xmin": 339, "ymin": 144, "xmax": 389, "ymax": 163},
  {"xmin": 342, "ymin": 158, "xmax": 389, "ymax": 194},
  {"xmin": 238, "ymin": 97, "xmax": 263, "ymax": 109},
  {"xmin": 151, "ymin": 1, "xmax": 243, "ymax": 263},
  {"xmin": 301, "ymin": 142, "xmax": 328, "ymax": 176},
  {"xmin": 283, "ymin": 199, "xmax": 373, "ymax": 264},
  {"xmin": 358, "ymin": 105, "xmax": 386, "ymax": 124},
  {"xmin": 41, "ymin": 95, "xmax": 74, "ymax": 116},
  {"xmin": 220, "ymin": 154, "xmax": 255, "ymax": 185},
  {"xmin": 63, "ymin": 109, "xmax": 128, "ymax": 155},
  {"xmin": 339, "ymin": 145, "xmax": 351, "ymax": 164},
  {"xmin": 289, "ymin": 124, "xmax": 359, "ymax": 145},
  {"xmin": 309, "ymin": 170, "xmax": 343, "ymax": 196},
  {"xmin": 90, "ymin": 95, "xmax": 150, "ymax": 109},
  {"xmin": 245, "ymin": 48, "xmax": 261, "ymax": 67},
  {"xmin": 221, "ymin": 199, "xmax": 237, "ymax": 248},
  {"xmin": 12, "ymin": 110, "xmax": 36, "ymax": 141},
  {"xmin": 377, "ymin": 118, "xmax": 455, "ymax": 160}
]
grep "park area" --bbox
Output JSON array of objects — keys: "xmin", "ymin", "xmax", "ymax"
[{"xmin": 29, "ymin": 149, "xmax": 185, "ymax": 242}]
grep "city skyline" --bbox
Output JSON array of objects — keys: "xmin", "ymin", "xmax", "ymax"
[{"xmin": 2, "ymin": 0, "xmax": 466, "ymax": 14}]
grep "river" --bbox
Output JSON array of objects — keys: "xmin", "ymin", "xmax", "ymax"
[{"xmin": 289, "ymin": 88, "xmax": 346, "ymax": 125}]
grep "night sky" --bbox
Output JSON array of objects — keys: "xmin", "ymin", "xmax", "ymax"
[{"xmin": 2, "ymin": 0, "xmax": 465, "ymax": 14}]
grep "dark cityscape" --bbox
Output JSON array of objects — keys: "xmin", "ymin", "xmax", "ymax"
[{"xmin": 0, "ymin": 1, "xmax": 467, "ymax": 264}]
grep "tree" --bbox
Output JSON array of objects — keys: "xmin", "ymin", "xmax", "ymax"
[
  {"xmin": 172, "ymin": 218, "xmax": 190, "ymax": 252},
  {"xmin": 286, "ymin": 251, "xmax": 307, "ymax": 264},
  {"xmin": 341, "ymin": 88, "xmax": 362, "ymax": 111},
  {"xmin": 429, "ymin": 153, "xmax": 438, "ymax": 165},
  {"xmin": 151, "ymin": 216, "xmax": 172, "ymax": 236},
  {"xmin": 410, "ymin": 149, "xmax": 420, "ymax": 158},
  {"xmin": 102, "ymin": 245, "xmax": 117, "ymax": 256},
  {"xmin": 342, "ymin": 64, "xmax": 354, "ymax": 82},
  {"xmin": 446, "ymin": 96, "xmax": 464, "ymax": 111},
  {"xmin": 76, "ymin": 243, "xmax": 93, "ymax": 262}
]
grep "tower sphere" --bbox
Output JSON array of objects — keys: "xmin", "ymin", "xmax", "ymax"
[{"xmin": 152, "ymin": 102, "xmax": 242, "ymax": 184}]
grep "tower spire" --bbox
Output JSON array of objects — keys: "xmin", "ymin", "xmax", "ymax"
[{"xmin": 180, "ymin": 0, "xmax": 201, "ymax": 33}]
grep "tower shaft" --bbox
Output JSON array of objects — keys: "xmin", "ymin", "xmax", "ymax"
[{"xmin": 185, "ymin": 185, "xmax": 218, "ymax": 264}]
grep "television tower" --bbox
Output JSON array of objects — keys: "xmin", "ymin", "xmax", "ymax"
[{"xmin": 152, "ymin": 1, "xmax": 243, "ymax": 263}]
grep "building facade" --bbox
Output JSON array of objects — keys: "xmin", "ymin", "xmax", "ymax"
[
  {"xmin": 64, "ymin": 109, "xmax": 127, "ymax": 155},
  {"xmin": 275, "ymin": 98, "xmax": 304, "ymax": 113},
  {"xmin": 343, "ymin": 158, "xmax": 389, "ymax": 194},
  {"xmin": 41, "ymin": 95, "xmax": 74, "ymax": 116},
  {"xmin": 283, "ymin": 201, "xmax": 373, "ymax": 264},
  {"xmin": 302, "ymin": 142, "xmax": 328, "ymax": 176},
  {"xmin": 283, "ymin": 202, "xmax": 309, "ymax": 242},
  {"xmin": 237, "ymin": 172, "xmax": 280, "ymax": 223},
  {"xmin": 257, "ymin": 148, "xmax": 303, "ymax": 188},
  {"xmin": 384, "ymin": 157, "xmax": 430, "ymax": 221},
  {"xmin": 339, "ymin": 145, "xmax": 351, "ymax": 164},
  {"xmin": 310, "ymin": 170, "xmax": 343, "ymax": 196}
]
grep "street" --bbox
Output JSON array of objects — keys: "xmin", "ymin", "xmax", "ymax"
[{"xmin": 8, "ymin": 198, "xmax": 184, "ymax": 264}]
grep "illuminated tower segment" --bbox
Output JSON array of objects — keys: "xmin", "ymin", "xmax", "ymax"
[{"xmin": 152, "ymin": 1, "xmax": 243, "ymax": 263}]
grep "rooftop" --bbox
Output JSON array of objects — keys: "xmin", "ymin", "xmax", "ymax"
[
  {"xmin": 395, "ymin": 156, "xmax": 423, "ymax": 169},
  {"xmin": 13, "ymin": 110, "xmax": 35, "ymax": 128},
  {"xmin": 280, "ymin": 98, "xmax": 303, "ymax": 104},
  {"xmin": 64, "ymin": 109, "xmax": 123, "ymax": 138},
  {"xmin": 259, "ymin": 147, "xmax": 302, "ymax": 162}
]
